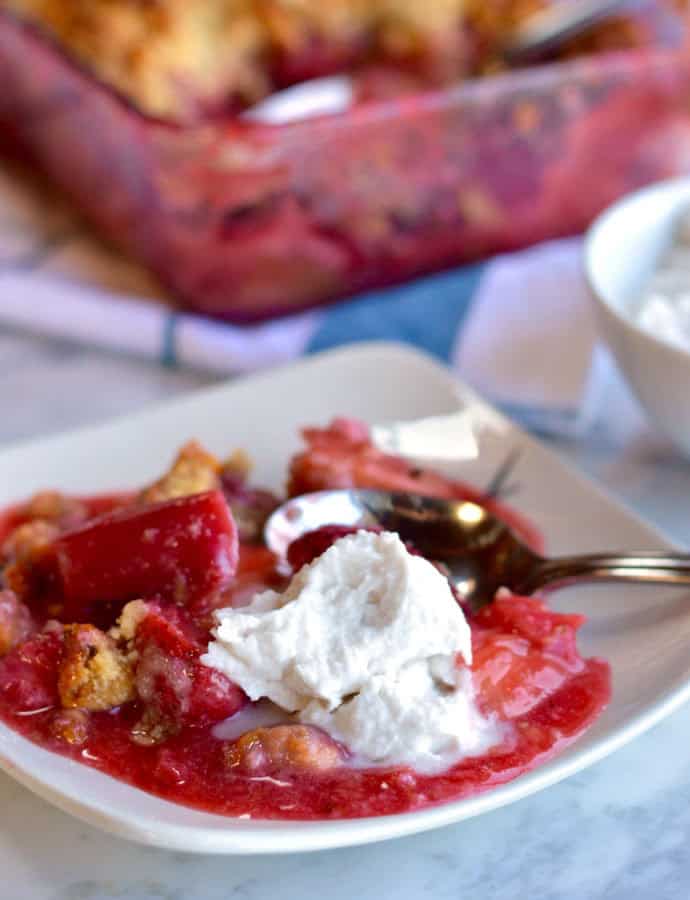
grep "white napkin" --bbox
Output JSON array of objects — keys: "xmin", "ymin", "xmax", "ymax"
[{"xmin": 454, "ymin": 238, "xmax": 647, "ymax": 441}]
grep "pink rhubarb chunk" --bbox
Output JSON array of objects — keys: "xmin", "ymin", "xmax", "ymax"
[
  {"xmin": 53, "ymin": 491, "xmax": 238, "ymax": 618},
  {"xmin": 133, "ymin": 601, "xmax": 246, "ymax": 727}
]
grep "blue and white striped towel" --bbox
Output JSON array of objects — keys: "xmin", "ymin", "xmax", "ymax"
[{"xmin": 0, "ymin": 162, "xmax": 644, "ymax": 442}]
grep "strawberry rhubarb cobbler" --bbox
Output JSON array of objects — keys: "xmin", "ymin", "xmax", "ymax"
[{"xmin": 0, "ymin": 420, "xmax": 609, "ymax": 820}]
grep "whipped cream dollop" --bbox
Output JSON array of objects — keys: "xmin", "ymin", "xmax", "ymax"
[{"xmin": 203, "ymin": 531, "xmax": 501, "ymax": 772}]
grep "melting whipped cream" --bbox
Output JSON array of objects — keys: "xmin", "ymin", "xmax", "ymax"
[{"xmin": 203, "ymin": 531, "xmax": 501, "ymax": 772}]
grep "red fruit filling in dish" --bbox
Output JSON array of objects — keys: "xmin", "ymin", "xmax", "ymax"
[{"xmin": 0, "ymin": 419, "xmax": 610, "ymax": 820}]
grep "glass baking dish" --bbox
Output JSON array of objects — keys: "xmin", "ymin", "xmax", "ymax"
[{"xmin": 1, "ymin": 10, "xmax": 690, "ymax": 322}]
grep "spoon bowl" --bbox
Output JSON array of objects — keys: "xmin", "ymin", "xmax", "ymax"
[{"xmin": 265, "ymin": 489, "xmax": 690, "ymax": 610}]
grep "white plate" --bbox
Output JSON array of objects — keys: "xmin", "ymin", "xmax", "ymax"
[{"xmin": 0, "ymin": 342, "xmax": 688, "ymax": 855}]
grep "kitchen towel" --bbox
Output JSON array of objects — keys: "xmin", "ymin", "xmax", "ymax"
[{"xmin": 0, "ymin": 162, "xmax": 644, "ymax": 442}]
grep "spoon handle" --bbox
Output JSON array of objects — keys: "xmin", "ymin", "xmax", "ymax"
[{"xmin": 520, "ymin": 552, "xmax": 690, "ymax": 593}]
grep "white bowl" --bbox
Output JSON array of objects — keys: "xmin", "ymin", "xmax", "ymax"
[
  {"xmin": 2, "ymin": 343, "xmax": 690, "ymax": 854},
  {"xmin": 585, "ymin": 177, "xmax": 690, "ymax": 455}
]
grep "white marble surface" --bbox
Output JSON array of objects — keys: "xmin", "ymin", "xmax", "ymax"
[{"xmin": 2, "ymin": 326, "xmax": 690, "ymax": 900}]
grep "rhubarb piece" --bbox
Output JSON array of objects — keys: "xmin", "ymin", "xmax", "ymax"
[
  {"xmin": 52, "ymin": 490, "xmax": 239, "ymax": 619},
  {"xmin": 286, "ymin": 525, "xmax": 424, "ymax": 573},
  {"xmin": 286, "ymin": 525, "xmax": 367, "ymax": 571},
  {"xmin": 289, "ymin": 417, "xmax": 486, "ymax": 498},
  {"xmin": 130, "ymin": 601, "xmax": 245, "ymax": 731},
  {"xmin": 0, "ymin": 624, "xmax": 63, "ymax": 712},
  {"xmin": 475, "ymin": 593, "xmax": 586, "ymax": 665},
  {"xmin": 57, "ymin": 624, "xmax": 135, "ymax": 712},
  {"xmin": 225, "ymin": 724, "xmax": 344, "ymax": 774},
  {"xmin": 0, "ymin": 590, "xmax": 32, "ymax": 657},
  {"xmin": 289, "ymin": 418, "xmax": 543, "ymax": 551},
  {"xmin": 472, "ymin": 594, "xmax": 586, "ymax": 720}
]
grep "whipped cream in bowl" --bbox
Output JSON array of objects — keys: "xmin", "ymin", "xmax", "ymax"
[
  {"xmin": 202, "ymin": 531, "xmax": 502, "ymax": 773},
  {"xmin": 634, "ymin": 210, "xmax": 690, "ymax": 353}
]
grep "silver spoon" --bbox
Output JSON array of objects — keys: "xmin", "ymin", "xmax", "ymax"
[
  {"xmin": 264, "ymin": 489, "xmax": 690, "ymax": 611},
  {"xmin": 244, "ymin": 0, "xmax": 633, "ymax": 124}
]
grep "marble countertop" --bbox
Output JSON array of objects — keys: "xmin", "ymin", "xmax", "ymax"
[{"xmin": 2, "ymin": 326, "xmax": 690, "ymax": 900}]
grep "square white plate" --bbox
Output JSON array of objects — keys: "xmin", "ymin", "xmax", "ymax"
[{"xmin": 0, "ymin": 342, "xmax": 688, "ymax": 855}]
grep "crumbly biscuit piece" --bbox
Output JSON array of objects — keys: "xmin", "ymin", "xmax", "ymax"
[
  {"xmin": 110, "ymin": 598, "xmax": 149, "ymax": 644},
  {"xmin": 58, "ymin": 623, "xmax": 135, "ymax": 711},
  {"xmin": 2, "ymin": 519, "xmax": 59, "ymax": 565},
  {"xmin": 51, "ymin": 708, "xmax": 90, "ymax": 745},
  {"xmin": 140, "ymin": 440, "xmax": 221, "ymax": 504},
  {"xmin": 21, "ymin": 490, "xmax": 86, "ymax": 524},
  {"xmin": 225, "ymin": 724, "xmax": 343, "ymax": 773}
]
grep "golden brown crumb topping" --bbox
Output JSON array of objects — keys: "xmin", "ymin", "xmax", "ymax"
[
  {"xmin": 257, "ymin": 0, "xmax": 374, "ymax": 54},
  {"xmin": 58, "ymin": 623, "xmax": 135, "ymax": 711},
  {"xmin": 2, "ymin": 519, "xmax": 59, "ymax": 566},
  {"xmin": 140, "ymin": 440, "xmax": 221, "ymax": 504},
  {"xmin": 110, "ymin": 598, "xmax": 149, "ymax": 644},
  {"xmin": 467, "ymin": 0, "xmax": 545, "ymax": 44},
  {"xmin": 20, "ymin": 490, "xmax": 86, "ymax": 524}
]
